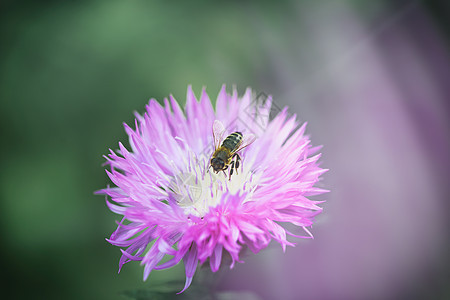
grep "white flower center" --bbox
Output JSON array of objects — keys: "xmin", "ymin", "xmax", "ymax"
[{"xmin": 168, "ymin": 152, "xmax": 259, "ymax": 217}]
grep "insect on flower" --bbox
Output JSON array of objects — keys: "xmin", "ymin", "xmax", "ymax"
[
  {"xmin": 97, "ymin": 85, "xmax": 328, "ymax": 294},
  {"xmin": 210, "ymin": 120, "xmax": 256, "ymax": 180}
]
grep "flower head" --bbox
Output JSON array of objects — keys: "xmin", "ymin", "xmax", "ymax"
[{"xmin": 98, "ymin": 85, "xmax": 327, "ymax": 293}]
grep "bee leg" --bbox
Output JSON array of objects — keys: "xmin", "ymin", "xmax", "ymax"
[
  {"xmin": 235, "ymin": 154, "xmax": 241, "ymax": 174},
  {"xmin": 229, "ymin": 160, "xmax": 235, "ymax": 180},
  {"xmin": 232, "ymin": 153, "xmax": 241, "ymax": 175},
  {"xmin": 222, "ymin": 165, "xmax": 228, "ymax": 178}
]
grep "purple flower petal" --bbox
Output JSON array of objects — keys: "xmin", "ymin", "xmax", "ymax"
[{"xmin": 98, "ymin": 86, "xmax": 328, "ymax": 293}]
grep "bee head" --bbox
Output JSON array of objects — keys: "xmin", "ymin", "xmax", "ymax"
[{"xmin": 210, "ymin": 157, "xmax": 225, "ymax": 172}]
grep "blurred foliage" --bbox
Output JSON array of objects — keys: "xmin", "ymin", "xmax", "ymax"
[{"xmin": 0, "ymin": 0, "xmax": 448, "ymax": 299}]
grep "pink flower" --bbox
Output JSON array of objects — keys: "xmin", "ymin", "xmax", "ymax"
[{"xmin": 97, "ymin": 85, "xmax": 327, "ymax": 293}]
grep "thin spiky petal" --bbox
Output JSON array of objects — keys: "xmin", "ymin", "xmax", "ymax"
[{"xmin": 98, "ymin": 86, "xmax": 327, "ymax": 293}]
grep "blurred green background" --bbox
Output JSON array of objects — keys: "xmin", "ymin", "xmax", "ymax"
[
  {"xmin": 0, "ymin": 2, "xmax": 281, "ymax": 299},
  {"xmin": 1, "ymin": 1, "xmax": 449, "ymax": 299}
]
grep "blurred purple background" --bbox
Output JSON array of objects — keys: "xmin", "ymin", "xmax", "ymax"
[{"xmin": 219, "ymin": 2, "xmax": 450, "ymax": 300}]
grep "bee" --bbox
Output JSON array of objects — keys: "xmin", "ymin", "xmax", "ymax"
[{"xmin": 210, "ymin": 120, "xmax": 256, "ymax": 180}]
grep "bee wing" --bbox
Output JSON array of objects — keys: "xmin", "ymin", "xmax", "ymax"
[
  {"xmin": 235, "ymin": 133, "xmax": 256, "ymax": 152},
  {"xmin": 212, "ymin": 120, "xmax": 226, "ymax": 149}
]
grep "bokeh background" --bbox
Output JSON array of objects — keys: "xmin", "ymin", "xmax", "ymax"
[{"xmin": 1, "ymin": 1, "xmax": 449, "ymax": 299}]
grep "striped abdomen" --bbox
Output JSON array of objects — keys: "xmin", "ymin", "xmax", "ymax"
[{"xmin": 221, "ymin": 132, "xmax": 243, "ymax": 152}]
